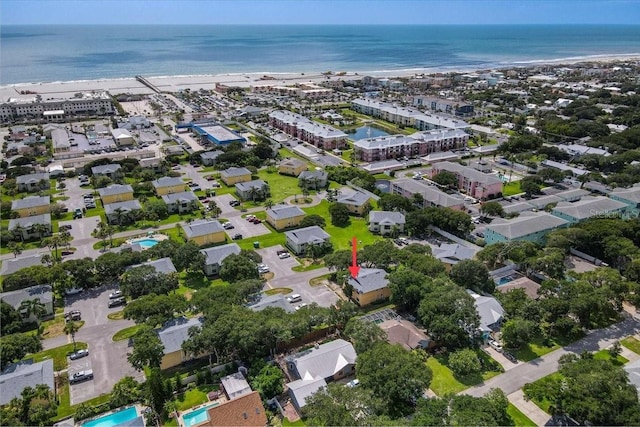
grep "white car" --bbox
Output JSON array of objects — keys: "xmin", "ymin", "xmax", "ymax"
[
  {"xmin": 257, "ymin": 264, "xmax": 270, "ymax": 274},
  {"xmin": 346, "ymin": 379, "xmax": 360, "ymax": 388},
  {"xmin": 278, "ymin": 252, "xmax": 290, "ymax": 259},
  {"xmin": 295, "ymin": 303, "xmax": 308, "ymax": 311},
  {"xmin": 488, "ymin": 340, "xmax": 503, "ymax": 352},
  {"xmin": 109, "ymin": 290, "xmax": 122, "ymax": 299}
]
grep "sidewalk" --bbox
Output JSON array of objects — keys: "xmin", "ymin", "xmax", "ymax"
[{"xmin": 508, "ymin": 389, "xmax": 551, "ymax": 426}]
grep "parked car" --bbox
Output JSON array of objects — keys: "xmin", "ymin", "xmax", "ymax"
[
  {"xmin": 69, "ymin": 370, "xmax": 94, "ymax": 384},
  {"xmin": 503, "ymin": 351, "xmax": 518, "ymax": 363},
  {"xmin": 232, "ymin": 233, "xmax": 243, "ymax": 240},
  {"xmin": 73, "ymin": 208, "xmax": 83, "ymax": 219},
  {"xmin": 108, "ymin": 297, "xmax": 126, "ymax": 308},
  {"xmin": 489, "ymin": 340, "xmax": 503, "ymax": 352},
  {"xmin": 346, "ymin": 379, "xmax": 360, "ymax": 388},
  {"xmin": 59, "ymin": 224, "xmax": 72, "ymax": 232},
  {"xmin": 287, "ymin": 294, "xmax": 302, "ymax": 303},
  {"xmin": 64, "ymin": 310, "xmax": 81, "ymax": 321},
  {"xmin": 251, "ymin": 218, "xmax": 262, "ymax": 224},
  {"xmin": 223, "ymin": 222, "xmax": 235, "ymax": 230},
  {"xmin": 295, "ymin": 303, "xmax": 309, "ymax": 311},
  {"xmin": 229, "ymin": 200, "xmax": 241, "ymax": 207},
  {"xmin": 245, "ymin": 215, "xmax": 256, "ymax": 221},
  {"xmin": 258, "ymin": 264, "xmax": 270, "ymax": 274},
  {"xmin": 69, "ymin": 349, "xmax": 89, "ymax": 360},
  {"xmin": 278, "ymin": 252, "xmax": 290, "ymax": 259},
  {"xmin": 109, "ymin": 290, "xmax": 122, "ymax": 299}
]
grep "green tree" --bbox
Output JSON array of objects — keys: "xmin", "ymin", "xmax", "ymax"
[
  {"xmin": 501, "ymin": 318, "xmax": 538, "ymax": 349},
  {"xmin": 127, "ymin": 325, "xmax": 165, "ymax": 371},
  {"xmin": 480, "ymin": 201, "xmax": 505, "ymax": 217},
  {"xmin": 300, "ymin": 214, "xmax": 326, "ymax": 228},
  {"xmin": 357, "ymin": 240, "xmax": 400, "ymax": 269},
  {"xmin": 110, "ymin": 376, "xmax": 141, "ymax": 408},
  {"xmin": 219, "ymin": 253, "xmax": 259, "ymax": 283},
  {"xmin": 1, "ymin": 301, "xmax": 23, "ymax": 335},
  {"xmin": 303, "ymin": 383, "xmax": 383, "ymax": 426},
  {"xmin": 329, "ymin": 202, "xmax": 351, "ymax": 227},
  {"xmin": 323, "ymin": 250, "xmax": 352, "ymax": 271},
  {"xmin": 343, "ymin": 318, "xmax": 387, "ymax": 354},
  {"xmin": 7, "ymin": 241, "xmax": 23, "ymax": 258},
  {"xmin": 250, "ymin": 364, "xmax": 284, "ymax": 400},
  {"xmin": 431, "ymin": 170, "xmax": 458, "ymax": 188},
  {"xmin": 18, "ymin": 298, "xmax": 47, "ymax": 326},
  {"xmin": 173, "ymin": 241, "xmax": 206, "ymax": 272},
  {"xmin": 120, "ymin": 265, "xmax": 179, "ymax": 298},
  {"xmin": 449, "ymin": 259, "xmax": 495, "ymax": 294},
  {"xmin": 448, "ymin": 348, "xmax": 482, "ymax": 376},
  {"xmin": 387, "ymin": 268, "xmax": 429, "ymax": 313},
  {"xmin": 357, "ymin": 343, "xmax": 432, "ymax": 416},
  {"xmin": 63, "ymin": 321, "xmax": 81, "ymax": 351},
  {"xmin": 0, "ymin": 333, "xmax": 42, "ymax": 370},
  {"xmin": 145, "ymin": 368, "xmax": 170, "ymax": 418},
  {"xmin": 123, "ymin": 294, "xmax": 188, "ymax": 327}
]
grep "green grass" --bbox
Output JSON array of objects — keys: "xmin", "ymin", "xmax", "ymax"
[
  {"xmin": 236, "ymin": 230, "xmax": 287, "ymax": 250},
  {"xmin": 309, "ymin": 274, "xmax": 332, "ymax": 287},
  {"xmin": 265, "ymin": 287, "xmax": 293, "ymax": 295},
  {"xmin": 291, "ymin": 261, "xmax": 325, "ymax": 272},
  {"xmin": 425, "ymin": 351, "xmax": 503, "ymax": 396},
  {"xmin": 27, "ymin": 342, "xmax": 88, "ymax": 371},
  {"xmin": 283, "ymin": 418, "xmax": 306, "ymax": 427},
  {"xmin": 507, "ymin": 403, "xmax": 537, "ymax": 427},
  {"xmin": 174, "ymin": 385, "xmax": 219, "ymax": 411},
  {"xmin": 514, "ymin": 339, "xmax": 562, "ymax": 362},
  {"xmin": 107, "ymin": 310, "xmax": 125, "ymax": 320},
  {"xmin": 502, "ymin": 180, "xmax": 522, "ymax": 197},
  {"xmin": 112, "ymin": 325, "xmax": 142, "ymax": 342},
  {"xmin": 622, "ymin": 336, "xmax": 640, "ymax": 354},
  {"xmin": 52, "ymin": 375, "xmax": 112, "ymax": 421},
  {"xmin": 257, "ymin": 169, "xmax": 314, "ymax": 203},
  {"xmin": 529, "ymin": 372, "xmax": 564, "ymax": 413},
  {"xmin": 303, "ymin": 200, "xmax": 383, "ymax": 250},
  {"xmin": 593, "ymin": 349, "xmax": 628, "ymax": 365}
]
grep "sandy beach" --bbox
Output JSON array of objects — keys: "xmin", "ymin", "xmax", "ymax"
[{"xmin": 1, "ymin": 54, "xmax": 639, "ymax": 101}]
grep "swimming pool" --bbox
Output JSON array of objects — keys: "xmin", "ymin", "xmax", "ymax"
[
  {"xmin": 81, "ymin": 407, "xmax": 138, "ymax": 427},
  {"xmin": 129, "ymin": 238, "xmax": 160, "ymax": 249},
  {"xmin": 182, "ymin": 402, "xmax": 219, "ymax": 427}
]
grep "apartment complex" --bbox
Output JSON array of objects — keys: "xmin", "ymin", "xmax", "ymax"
[
  {"xmin": 353, "ymin": 129, "xmax": 469, "ymax": 162},
  {"xmin": 430, "ymin": 161, "xmax": 503, "ymax": 199},
  {"xmin": 0, "ymin": 92, "xmax": 114, "ymax": 123},
  {"xmin": 412, "ymin": 96, "xmax": 474, "ymax": 117},
  {"xmin": 253, "ymin": 82, "xmax": 333, "ymax": 99},
  {"xmin": 268, "ymin": 110, "xmax": 348, "ymax": 150}
]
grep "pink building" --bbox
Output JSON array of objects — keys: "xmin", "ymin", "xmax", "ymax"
[
  {"xmin": 354, "ymin": 129, "xmax": 468, "ymax": 162},
  {"xmin": 269, "ymin": 110, "xmax": 348, "ymax": 150},
  {"xmin": 430, "ymin": 161, "xmax": 503, "ymax": 199}
]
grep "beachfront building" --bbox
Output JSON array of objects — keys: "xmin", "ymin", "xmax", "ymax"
[
  {"xmin": 252, "ymin": 82, "xmax": 333, "ymax": 99},
  {"xmin": 266, "ymin": 205, "xmax": 306, "ymax": 230},
  {"xmin": 0, "ymin": 92, "xmax": 114, "ymax": 124},
  {"xmin": 269, "ymin": 110, "xmax": 348, "ymax": 150},
  {"xmin": 351, "ymin": 98, "xmax": 470, "ymax": 131},
  {"xmin": 430, "ymin": 161, "xmax": 503, "ymax": 199},
  {"xmin": 16, "ymin": 172, "xmax": 50, "ymax": 193},
  {"xmin": 11, "ymin": 196, "xmax": 50, "ymax": 218},
  {"xmin": 98, "ymin": 184, "xmax": 134, "ymax": 204},
  {"xmin": 413, "ymin": 96, "xmax": 475, "ymax": 117},
  {"xmin": 182, "ymin": 219, "xmax": 226, "ymax": 246},
  {"xmin": 391, "ymin": 178, "xmax": 465, "ymax": 210},
  {"xmin": 484, "ymin": 212, "xmax": 569, "ymax": 245},
  {"xmin": 353, "ymin": 129, "xmax": 469, "ymax": 162}
]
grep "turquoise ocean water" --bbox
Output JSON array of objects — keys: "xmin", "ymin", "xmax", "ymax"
[{"xmin": 1, "ymin": 25, "xmax": 639, "ymax": 85}]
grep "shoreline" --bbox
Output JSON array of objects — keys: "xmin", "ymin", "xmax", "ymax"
[{"xmin": 1, "ymin": 53, "xmax": 639, "ymax": 100}]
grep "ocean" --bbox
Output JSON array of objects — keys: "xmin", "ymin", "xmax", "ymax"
[{"xmin": 1, "ymin": 24, "xmax": 640, "ymax": 85}]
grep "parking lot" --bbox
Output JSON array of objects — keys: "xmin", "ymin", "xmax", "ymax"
[
  {"xmin": 224, "ymin": 215, "xmax": 271, "ymax": 239},
  {"xmin": 256, "ymin": 245, "xmax": 300, "ymax": 280},
  {"xmin": 214, "ymin": 193, "xmax": 240, "ymax": 215}
]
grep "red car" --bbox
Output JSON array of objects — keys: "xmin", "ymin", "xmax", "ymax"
[{"xmin": 252, "ymin": 218, "xmax": 262, "ymax": 224}]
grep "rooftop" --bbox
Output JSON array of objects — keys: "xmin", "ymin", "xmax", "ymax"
[
  {"xmin": 552, "ymin": 196, "xmax": 627, "ymax": 220},
  {"xmin": 156, "ymin": 317, "xmax": 203, "ymax": 354},
  {"xmin": 288, "ymin": 339, "xmax": 356, "ymax": 381},
  {"xmin": 201, "ymin": 243, "xmax": 241, "ymax": 266},
  {"xmin": 266, "ymin": 205, "xmax": 305, "ymax": 220},
  {"xmin": 337, "ymin": 190, "xmax": 370, "ymax": 207},
  {"xmin": 11, "ymin": 195, "xmax": 50, "ymax": 210},
  {"xmin": 98, "ymin": 184, "xmax": 134, "ymax": 197},
  {"xmin": 129, "ymin": 257, "xmax": 177, "ymax": 275},
  {"xmin": 161, "ymin": 191, "xmax": 198, "ymax": 204},
  {"xmin": 200, "ymin": 390, "xmax": 267, "ymax": 427},
  {"xmin": 1, "ymin": 284, "xmax": 53, "ymax": 309},
  {"xmin": 434, "ymin": 161, "xmax": 503, "ymax": 185},
  {"xmin": 8, "ymin": 213, "xmax": 51, "ymax": 231},
  {"xmin": 348, "ymin": 268, "xmax": 389, "ymax": 294},
  {"xmin": 222, "ymin": 167, "xmax": 252, "ymax": 177},
  {"xmin": 0, "ymin": 360, "xmax": 55, "ymax": 405},
  {"xmin": 486, "ymin": 211, "xmax": 568, "ymax": 239},
  {"xmin": 103, "ymin": 199, "xmax": 142, "ymax": 215},
  {"xmin": 152, "ymin": 176, "xmax": 184, "ymax": 188},
  {"xmin": 369, "ymin": 211, "xmax": 405, "ymax": 225},
  {"xmin": 379, "ymin": 319, "xmax": 431, "ymax": 351},
  {"xmin": 285, "ymin": 226, "xmax": 330, "ymax": 246},
  {"xmin": 221, "ymin": 372, "xmax": 252, "ymax": 400}
]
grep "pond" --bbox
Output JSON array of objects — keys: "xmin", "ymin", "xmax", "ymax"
[{"xmin": 348, "ymin": 125, "xmax": 390, "ymax": 140}]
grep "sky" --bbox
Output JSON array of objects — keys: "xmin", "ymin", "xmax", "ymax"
[{"xmin": 2, "ymin": 0, "xmax": 640, "ymax": 25}]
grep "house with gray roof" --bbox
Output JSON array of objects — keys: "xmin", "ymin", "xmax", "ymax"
[
  {"xmin": 555, "ymin": 188, "xmax": 590, "ymax": 202},
  {"xmin": 151, "ymin": 176, "xmax": 186, "ymax": 195},
  {"xmin": 467, "ymin": 290, "xmax": 505, "ymax": 341},
  {"xmin": 284, "ymin": 226, "xmax": 331, "ymax": 255},
  {"xmin": 235, "ymin": 180, "xmax": 270, "ymax": 201},
  {"xmin": 299, "ymin": 170, "xmax": 328, "ymax": 189},
  {"xmin": 91, "ymin": 163, "xmax": 122, "ymax": 178},
  {"xmin": 97, "ymin": 184, "xmax": 134, "ymax": 203},
  {"xmin": 278, "ymin": 158, "xmax": 307, "ymax": 177},
  {"xmin": 161, "ymin": 191, "xmax": 199, "ymax": 214},
  {"xmin": 220, "ymin": 167, "xmax": 252, "ymax": 185},
  {"xmin": 0, "ymin": 360, "xmax": 54, "ymax": 405},
  {"xmin": 610, "ymin": 184, "xmax": 640, "ymax": 209},
  {"xmin": 527, "ymin": 194, "xmax": 562, "ymax": 210},
  {"xmin": 182, "ymin": 219, "xmax": 225, "ymax": 245},
  {"xmin": 11, "ymin": 195, "xmax": 50, "ymax": 218},
  {"xmin": 200, "ymin": 150, "xmax": 224, "ymax": 166},
  {"xmin": 431, "ymin": 243, "xmax": 479, "ymax": 268},
  {"xmin": 337, "ymin": 191, "xmax": 371, "ymax": 216},
  {"xmin": 248, "ymin": 294, "xmax": 294, "ymax": 313},
  {"xmin": 391, "ymin": 178, "xmax": 465, "ymax": 210},
  {"xmin": 220, "ymin": 372, "xmax": 252, "ymax": 400},
  {"xmin": 368, "ymin": 211, "xmax": 405, "ymax": 235},
  {"xmin": 288, "ymin": 377, "xmax": 327, "ymax": 411},
  {"xmin": 16, "ymin": 172, "xmax": 50, "ymax": 192},
  {"xmin": 1, "ymin": 285, "xmax": 54, "ymax": 322},
  {"xmin": 502, "ymin": 201, "xmax": 536, "ymax": 215},
  {"xmin": 0, "ymin": 253, "xmax": 47, "ymax": 277},
  {"xmin": 104, "ymin": 200, "xmax": 142, "ymax": 224},
  {"xmin": 484, "ymin": 211, "xmax": 569, "ymax": 245},
  {"xmin": 348, "ymin": 268, "xmax": 390, "ymax": 306},
  {"xmin": 266, "ymin": 205, "xmax": 306, "ymax": 230},
  {"xmin": 200, "ymin": 243, "xmax": 241, "ymax": 276},
  {"xmin": 129, "ymin": 257, "xmax": 177, "ymax": 275},
  {"xmin": 8, "ymin": 214, "xmax": 51, "ymax": 241},
  {"xmin": 156, "ymin": 317, "xmax": 204, "ymax": 370},
  {"xmin": 551, "ymin": 196, "xmax": 629, "ymax": 223}
]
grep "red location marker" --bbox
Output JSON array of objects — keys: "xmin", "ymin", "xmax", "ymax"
[{"xmin": 348, "ymin": 236, "xmax": 360, "ymax": 279}]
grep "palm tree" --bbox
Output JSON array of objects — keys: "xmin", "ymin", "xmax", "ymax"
[
  {"xmin": 7, "ymin": 241, "xmax": 22, "ymax": 258},
  {"xmin": 113, "ymin": 207, "xmax": 125, "ymax": 226},
  {"xmin": 264, "ymin": 199, "xmax": 274, "ymax": 210},
  {"xmin": 92, "ymin": 222, "xmax": 109, "ymax": 250},
  {"xmin": 11, "ymin": 224, "xmax": 25, "ymax": 243},
  {"xmin": 42, "ymin": 234, "xmax": 65, "ymax": 261},
  {"xmin": 248, "ymin": 187, "xmax": 260, "ymax": 203},
  {"xmin": 32, "ymin": 223, "xmax": 50, "ymax": 243},
  {"xmin": 63, "ymin": 320, "xmax": 80, "ymax": 351},
  {"xmin": 19, "ymin": 298, "xmax": 47, "ymax": 326},
  {"xmin": 299, "ymin": 176, "xmax": 310, "ymax": 190}
]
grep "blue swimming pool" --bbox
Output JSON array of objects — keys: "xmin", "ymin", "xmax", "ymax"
[
  {"xmin": 82, "ymin": 407, "xmax": 138, "ymax": 427},
  {"xmin": 133, "ymin": 238, "xmax": 159, "ymax": 249},
  {"xmin": 182, "ymin": 403, "xmax": 219, "ymax": 427}
]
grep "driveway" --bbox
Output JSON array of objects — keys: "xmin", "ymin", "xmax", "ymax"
[
  {"xmin": 256, "ymin": 245, "xmax": 300, "ymax": 280},
  {"xmin": 215, "ymin": 194, "xmax": 240, "ymax": 215},
  {"xmin": 267, "ymin": 266, "xmax": 339, "ymax": 308},
  {"xmin": 225, "ymin": 216, "xmax": 270, "ymax": 239},
  {"xmin": 59, "ymin": 216, "xmax": 101, "ymax": 245}
]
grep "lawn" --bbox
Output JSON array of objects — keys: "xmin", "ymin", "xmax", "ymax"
[
  {"xmin": 507, "ymin": 403, "xmax": 537, "ymax": 426},
  {"xmin": 174, "ymin": 385, "xmax": 219, "ymax": 411},
  {"xmin": 622, "ymin": 336, "xmax": 640, "ymax": 354},
  {"xmin": 40, "ymin": 315, "xmax": 84, "ymax": 340},
  {"xmin": 425, "ymin": 351, "xmax": 503, "ymax": 396},
  {"xmin": 112, "ymin": 325, "xmax": 142, "ymax": 342},
  {"xmin": 282, "ymin": 418, "xmax": 306, "ymax": 427},
  {"xmin": 257, "ymin": 169, "xmax": 315, "ymax": 203},
  {"xmin": 27, "ymin": 342, "xmax": 88, "ymax": 371},
  {"xmin": 528, "ymin": 372, "xmax": 564, "ymax": 413},
  {"xmin": 265, "ymin": 287, "xmax": 293, "ymax": 295},
  {"xmin": 593, "ymin": 349, "xmax": 628, "ymax": 365},
  {"xmin": 513, "ymin": 335, "xmax": 573, "ymax": 362},
  {"xmin": 502, "ymin": 180, "xmax": 523, "ymax": 197},
  {"xmin": 303, "ymin": 200, "xmax": 383, "ymax": 251}
]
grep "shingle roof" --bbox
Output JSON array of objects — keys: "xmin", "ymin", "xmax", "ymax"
[
  {"xmin": 151, "ymin": 176, "xmax": 184, "ymax": 189},
  {"xmin": 221, "ymin": 167, "xmax": 251, "ymax": 178},
  {"xmin": 248, "ymin": 294, "xmax": 294, "ymax": 313},
  {"xmin": 16, "ymin": 172, "xmax": 49, "ymax": 185},
  {"xmin": 552, "ymin": 196, "xmax": 627, "ymax": 220},
  {"xmin": 182, "ymin": 219, "xmax": 224, "ymax": 238},
  {"xmin": 98, "ymin": 184, "xmax": 133, "ymax": 197},
  {"xmin": 0, "ymin": 360, "xmax": 55, "ymax": 405},
  {"xmin": 288, "ymin": 339, "xmax": 356, "ymax": 381},
  {"xmin": 468, "ymin": 290, "xmax": 505, "ymax": 331},
  {"xmin": 221, "ymin": 372, "xmax": 252, "ymax": 400},
  {"xmin": 156, "ymin": 317, "xmax": 203, "ymax": 354},
  {"xmin": 201, "ymin": 150, "xmax": 223, "ymax": 160},
  {"xmin": 379, "ymin": 319, "xmax": 431, "ymax": 351},
  {"xmin": 486, "ymin": 212, "xmax": 568, "ymax": 239},
  {"xmin": 392, "ymin": 178, "xmax": 464, "ymax": 208},
  {"xmin": 161, "ymin": 191, "xmax": 198, "ymax": 204},
  {"xmin": 527, "ymin": 195, "xmax": 562, "ymax": 209},
  {"xmin": 0, "ymin": 284, "xmax": 53, "ymax": 309},
  {"xmin": 202, "ymin": 390, "xmax": 267, "ymax": 427},
  {"xmin": 235, "ymin": 180, "xmax": 268, "ymax": 192},
  {"xmin": 0, "ymin": 254, "xmax": 47, "ymax": 276},
  {"xmin": 200, "ymin": 243, "xmax": 241, "ymax": 266},
  {"xmin": 280, "ymin": 158, "xmax": 307, "ymax": 168},
  {"xmin": 267, "ymin": 205, "xmax": 305, "ymax": 220},
  {"xmin": 431, "ymin": 243, "xmax": 478, "ymax": 264},
  {"xmin": 287, "ymin": 377, "xmax": 327, "ymax": 409},
  {"xmin": 337, "ymin": 191, "xmax": 370, "ymax": 207},
  {"xmin": 91, "ymin": 163, "xmax": 121, "ymax": 175},
  {"xmin": 348, "ymin": 268, "xmax": 389, "ymax": 294},
  {"xmin": 12, "ymin": 195, "xmax": 50, "ymax": 210},
  {"xmin": 8, "ymin": 213, "xmax": 51, "ymax": 231},
  {"xmin": 103, "ymin": 199, "xmax": 142, "ymax": 215},
  {"xmin": 610, "ymin": 185, "xmax": 640, "ymax": 203},
  {"xmin": 284, "ymin": 226, "xmax": 330, "ymax": 246},
  {"xmin": 299, "ymin": 170, "xmax": 328, "ymax": 181},
  {"xmin": 555, "ymin": 188, "xmax": 590, "ymax": 201},
  {"xmin": 368, "ymin": 211, "xmax": 405, "ymax": 225},
  {"xmin": 129, "ymin": 257, "xmax": 177, "ymax": 275}
]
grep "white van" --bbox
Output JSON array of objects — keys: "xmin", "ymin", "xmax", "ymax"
[{"xmin": 287, "ymin": 294, "xmax": 302, "ymax": 303}]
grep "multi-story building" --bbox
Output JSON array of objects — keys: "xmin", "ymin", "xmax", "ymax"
[
  {"xmin": 391, "ymin": 178, "xmax": 465, "ymax": 210},
  {"xmin": 430, "ymin": 161, "xmax": 503, "ymax": 199},
  {"xmin": 269, "ymin": 110, "xmax": 348, "ymax": 150},
  {"xmin": 353, "ymin": 129, "xmax": 468, "ymax": 162},
  {"xmin": 0, "ymin": 92, "xmax": 114, "ymax": 123},
  {"xmin": 412, "ymin": 96, "xmax": 474, "ymax": 117}
]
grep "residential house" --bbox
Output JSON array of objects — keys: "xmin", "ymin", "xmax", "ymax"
[
  {"xmin": 104, "ymin": 200, "xmax": 142, "ymax": 224},
  {"xmin": 111, "ymin": 128, "xmax": 135, "ymax": 146},
  {"xmin": 16, "ymin": 172, "xmax": 50, "ymax": 193},
  {"xmin": 468, "ymin": 290, "xmax": 505, "ymax": 341},
  {"xmin": 496, "ymin": 276, "xmax": 541, "ymax": 299},
  {"xmin": 152, "ymin": 176, "xmax": 186, "ymax": 196},
  {"xmin": 555, "ymin": 188, "xmax": 590, "ymax": 202},
  {"xmin": 0, "ymin": 360, "xmax": 55, "ymax": 405},
  {"xmin": 299, "ymin": 170, "xmax": 328, "ymax": 190},
  {"xmin": 200, "ymin": 150, "xmax": 224, "ymax": 166},
  {"xmin": 337, "ymin": 191, "xmax": 371, "ymax": 216},
  {"xmin": 196, "ymin": 391, "xmax": 267, "ymax": 427},
  {"xmin": 156, "ymin": 317, "xmax": 204, "ymax": 370},
  {"xmin": 430, "ymin": 161, "xmax": 503, "ymax": 199},
  {"xmin": 266, "ymin": 205, "xmax": 306, "ymax": 230},
  {"xmin": 484, "ymin": 212, "xmax": 569, "ymax": 245},
  {"xmin": 182, "ymin": 219, "xmax": 226, "ymax": 246},
  {"xmin": 551, "ymin": 196, "xmax": 629, "ymax": 223},
  {"xmin": 348, "ymin": 268, "xmax": 390, "ymax": 306},
  {"xmin": 286, "ymin": 339, "xmax": 357, "ymax": 412},
  {"xmin": 98, "ymin": 184, "xmax": 134, "ymax": 204},
  {"xmin": 235, "ymin": 180, "xmax": 270, "ymax": 201},
  {"xmin": 368, "ymin": 211, "xmax": 405, "ymax": 235},
  {"xmin": 0, "ymin": 254, "xmax": 47, "ymax": 277},
  {"xmin": 379, "ymin": 319, "xmax": 432, "ymax": 350},
  {"xmin": 11, "ymin": 196, "xmax": 50, "ymax": 218},
  {"xmin": 284, "ymin": 226, "xmax": 331, "ymax": 255},
  {"xmin": 91, "ymin": 163, "xmax": 122, "ymax": 179},
  {"xmin": 129, "ymin": 257, "xmax": 178, "ymax": 275},
  {"xmin": 221, "ymin": 372, "xmax": 252, "ymax": 400},
  {"xmin": 200, "ymin": 243, "xmax": 241, "ymax": 276},
  {"xmin": 162, "ymin": 191, "xmax": 199, "ymax": 214},
  {"xmin": 221, "ymin": 167, "xmax": 252, "ymax": 186},
  {"xmin": 278, "ymin": 158, "xmax": 307, "ymax": 177},
  {"xmin": 431, "ymin": 243, "xmax": 479, "ymax": 271},
  {"xmin": 610, "ymin": 184, "xmax": 640, "ymax": 210},
  {"xmin": 0, "ymin": 285, "xmax": 54, "ymax": 322},
  {"xmin": 8, "ymin": 214, "xmax": 52, "ymax": 241},
  {"xmin": 391, "ymin": 178, "xmax": 465, "ymax": 210}
]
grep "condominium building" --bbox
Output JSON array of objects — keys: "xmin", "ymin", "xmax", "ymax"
[
  {"xmin": 430, "ymin": 161, "xmax": 503, "ymax": 199},
  {"xmin": 0, "ymin": 92, "xmax": 114, "ymax": 123},
  {"xmin": 268, "ymin": 110, "xmax": 348, "ymax": 150},
  {"xmin": 354, "ymin": 129, "xmax": 468, "ymax": 162}
]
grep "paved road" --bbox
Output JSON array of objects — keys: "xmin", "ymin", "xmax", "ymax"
[
  {"xmin": 267, "ymin": 263, "xmax": 339, "ymax": 308},
  {"xmin": 462, "ymin": 316, "xmax": 640, "ymax": 398}
]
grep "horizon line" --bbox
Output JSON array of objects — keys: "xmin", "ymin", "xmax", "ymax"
[{"xmin": 3, "ymin": 23, "xmax": 640, "ymax": 27}]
